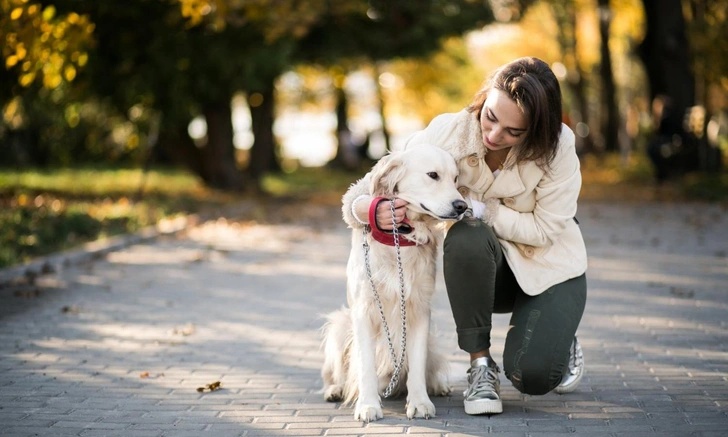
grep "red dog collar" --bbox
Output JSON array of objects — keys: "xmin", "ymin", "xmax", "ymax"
[{"xmin": 368, "ymin": 197, "xmax": 416, "ymax": 247}]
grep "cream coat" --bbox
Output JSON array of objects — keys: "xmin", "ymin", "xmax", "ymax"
[{"xmin": 341, "ymin": 109, "xmax": 587, "ymax": 296}]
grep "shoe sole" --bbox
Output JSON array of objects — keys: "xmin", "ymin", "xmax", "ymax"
[
  {"xmin": 554, "ymin": 368, "xmax": 584, "ymax": 394},
  {"xmin": 464, "ymin": 399, "xmax": 503, "ymax": 415}
]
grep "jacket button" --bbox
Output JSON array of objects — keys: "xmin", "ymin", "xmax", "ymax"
[
  {"xmin": 458, "ymin": 187, "xmax": 469, "ymax": 197},
  {"xmin": 524, "ymin": 246, "xmax": 535, "ymax": 257},
  {"xmin": 467, "ymin": 155, "xmax": 479, "ymax": 167},
  {"xmin": 504, "ymin": 197, "xmax": 515, "ymax": 206}
]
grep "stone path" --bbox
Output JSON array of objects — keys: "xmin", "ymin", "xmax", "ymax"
[{"xmin": 1, "ymin": 201, "xmax": 727, "ymax": 436}]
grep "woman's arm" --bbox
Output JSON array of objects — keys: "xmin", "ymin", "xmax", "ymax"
[
  {"xmin": 341, "ymin": 176, "xmax": 372, "ymax": 229},
  {"xmin": 491, "ymin": 126, "xmax": 581, "ymax": 247}
]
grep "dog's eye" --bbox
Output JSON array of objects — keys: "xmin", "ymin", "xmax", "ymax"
[
  {"xmin": 454, "ymin": 176, "xmax": 458, "ymax": 184},
  {"xmin": 427, "ymin": 172, "xmax": 439, "ymax": 181}
]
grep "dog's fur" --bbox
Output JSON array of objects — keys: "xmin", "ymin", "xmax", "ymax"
[{"xmin": 321, "ymin": 144, "xmax": 466, "ymax": 421}]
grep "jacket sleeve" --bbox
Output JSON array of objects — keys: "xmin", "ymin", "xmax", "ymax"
[
  {"xmin": 341, "ymin": 174, "xmax": 372, "ymax": 230},
  {"xmin": 492, "ymin": 126, "xmax": 581, "ymax": 247}
]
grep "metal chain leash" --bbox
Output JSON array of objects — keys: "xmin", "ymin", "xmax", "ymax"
[{"xmin": 361, "ymin": 199, "xmax": 407, "ymax": 398}]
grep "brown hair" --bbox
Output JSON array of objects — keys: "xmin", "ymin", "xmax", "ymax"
[{"xmin": 466, "ymin": 57, "xmax": 562, "ymax": 171}]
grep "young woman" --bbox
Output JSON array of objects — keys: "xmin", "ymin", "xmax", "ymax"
[{"xmin": 342, "ymin": 57, "xmax": 587, "ymax": 415}]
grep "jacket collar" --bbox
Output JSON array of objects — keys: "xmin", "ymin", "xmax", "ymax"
[
  {"xmin": 484, "ymin": 160, "xmax": 526, "ymax": 199},
  {"xmin": 439, "ymin": 109, "xmax": 528, "ymax": 200}
]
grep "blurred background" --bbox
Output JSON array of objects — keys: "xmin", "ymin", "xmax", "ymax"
[{"xmin": 1, "ymin": 0, "xmax": 727, "ymax": 268}]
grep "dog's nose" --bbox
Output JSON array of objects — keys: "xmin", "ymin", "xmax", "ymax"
[{"xmin": 452, "ymin": 200, "xmax": 468, "ymax": 214}]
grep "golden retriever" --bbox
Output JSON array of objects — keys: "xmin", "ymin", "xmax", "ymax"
[{"xmin": 321, "ymin": 144, "xmax": 467, "ymax": 421}]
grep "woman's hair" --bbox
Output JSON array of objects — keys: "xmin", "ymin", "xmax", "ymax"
[{"xmin": 466, "ymin": 57, "xmax": 562, "ymax": 170}]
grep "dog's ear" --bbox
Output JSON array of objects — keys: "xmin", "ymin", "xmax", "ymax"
[{"xmin": 369, "ymin": 152, "xmax": 406, "ymax": 196}]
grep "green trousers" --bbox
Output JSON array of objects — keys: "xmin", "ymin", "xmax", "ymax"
[{"xmin": 443, "ymin": 218, "xmax": 587, "ymax": 395}]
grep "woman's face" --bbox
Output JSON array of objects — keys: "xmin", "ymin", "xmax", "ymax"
[{"xmin": 480, "ymin": 88, "xmax": 528, "ymax": 152}]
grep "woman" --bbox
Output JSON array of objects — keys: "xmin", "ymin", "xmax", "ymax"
[{"xmin": 342, "ymin": 57, "xmax": 587, "ymax": 415}]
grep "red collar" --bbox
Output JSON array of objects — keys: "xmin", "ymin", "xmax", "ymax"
[{"xmin": 368, "ymin": 197, "xmax": 417, "ymax": 247}]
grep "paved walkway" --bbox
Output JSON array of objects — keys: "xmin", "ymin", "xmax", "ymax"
[{"xmin": 1, "ymin": 201, "xmax": 727, "ymax": 436}]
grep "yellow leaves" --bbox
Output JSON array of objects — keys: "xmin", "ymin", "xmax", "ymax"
[
  {"xmin": 64, "ymin": 103, "xmax": 80, "ymax": 127},
  {"xmin": 1, "ymin": 2, "xmax": 93, "ymax": 89},
  {"xmin": 43, "ymin": 72, "xmax": 62, "ymax": 89},
  {"xmin": 173, "ymin": 0, "xmax": 329, "ymax": 42},
  {"xmin": 178, "ymin": 0, "xmax": 216, "ymax": 28},
  {"xmin": 16, "ymin": 42, "xmax": 27, "ymax": 59},
  {"xmin": 41, "ymin": 4, "xmax": 55, "ymax": 21},
  {"xmin": 19, "ymin": 72, "xmax": 35, "ymax": 87},
  {"xmin": 63, "ymin": 64, "xmax": 76, "ymax": 81},
  {"xmin": 78, "ymin": 52, "xmax": 87, "ymax": 66},
  {"xmin": 2, "ymin": 97, "xmax": 23, "ymax": 126}
]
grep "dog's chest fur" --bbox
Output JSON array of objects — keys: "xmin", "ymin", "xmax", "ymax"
[{"xmin": 348, "ymin": 220, "xmax": 441, "ymax": 306}]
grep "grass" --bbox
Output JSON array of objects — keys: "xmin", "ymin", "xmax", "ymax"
[
  {"xmin": 0, "ymin": 167, "xmax": 240, "ymax": 268},
  {"xmin": 579, "ymin": 152, "xmax": 728, "ymax": 203},
  {"xmin": 1, "ymin": 155, "xmax": 725, "ymax": 269}
]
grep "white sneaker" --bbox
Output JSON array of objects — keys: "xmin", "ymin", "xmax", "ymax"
[
  {"xmin": 554, "ymin": 336, "xmax": 584, "ymax": 394},
  {"xmin": 463, "ymin": 356, "xmax": 503, "ymax": 414}
]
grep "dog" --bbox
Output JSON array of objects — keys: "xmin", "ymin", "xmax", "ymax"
[{"xmin": 321, "ymin": 143, "xmax": 468, "ymax": 421}]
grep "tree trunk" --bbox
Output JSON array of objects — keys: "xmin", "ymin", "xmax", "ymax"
[
  {"xmin": 638, "ymin": 0, "xmax": 699, "ymax": 179},
  {"xmin": 689, "ymin": 0, "xmax": 723, "ymax": 173},
  {"xmin": 375, "ymin": 63, "xmax": 392, "ymax": 153},
  {"xmin": 202, "ymin": 101, "xmax": 244, "ymax": 190},
  {"xmin": 157, "ymin": 123, "xmax": 205, "ymax": 180},
  {"xmin": 248, "ymin": 81, "xmax": 280, "ymax": 179},
  {"xmin": 598, "ymin": 0, "xmax": 620, "ymax": 152},
  {"xmin": 637, "ymin": 0, "xmax": 695, "ymax": 119},
  {"xmin": 329, "ymin": 84, "xmax": 362, "ymax": 171},
  {"xmin": 551, "ymin": 1, "xmax": 596, "ymax": 154}
]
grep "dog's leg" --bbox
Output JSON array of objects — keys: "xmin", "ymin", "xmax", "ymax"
[
  {"xmin": 351, "ymin": 307, "xmax": 383, "ymax": 422},
  {"xmin": 405, "ymin": 310, "xmax": 436, "ymax": 419},
  {"xmin": 426, "ymin": 333, "xmax": 452, "ymax": 397}
]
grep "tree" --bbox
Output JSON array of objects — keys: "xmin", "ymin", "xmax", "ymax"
[
  {"xmin": 0, "ymin": 1, "xmax": 95, "ymax": 166},
  {"xmin": 597, "ymin": 0, "xmax": 620, "ymax": 152},
  {"xmin": 295, "ymin": 0, "xmax": 495, "ymax": 169},
  {"xmin": 636, "ymin": 0, "xmax": 723, "ymax": 178},
  {"xmin": 682, "ymin": 0, "xmax": 726, "ymax": 172},
  {"xmin": 550, "ymin": 0, "xmax": 597, "ymax": 153}
]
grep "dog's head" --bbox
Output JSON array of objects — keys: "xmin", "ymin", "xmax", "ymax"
[{"xmin": 369, "ymin": 143, "xmax": 467, "ymax": 221}]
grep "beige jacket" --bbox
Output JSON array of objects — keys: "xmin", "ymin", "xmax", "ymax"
[{"xmin": 341, "ymin": 109, "xmax": 587, "ymax": 296}]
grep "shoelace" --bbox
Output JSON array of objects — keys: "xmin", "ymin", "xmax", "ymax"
[{"xmin": 467, "ymin": 365, "xmax": 499, "ymax": 394}]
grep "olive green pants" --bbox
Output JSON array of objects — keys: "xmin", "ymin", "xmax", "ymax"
[{"xmin": 443, "ymin": 219, "xmax": 587, "ymax": 395}]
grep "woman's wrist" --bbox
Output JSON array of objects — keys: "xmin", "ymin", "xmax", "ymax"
[{"xmin": 351, "ymin": 194, "xmax": 371, "ymax": 225}]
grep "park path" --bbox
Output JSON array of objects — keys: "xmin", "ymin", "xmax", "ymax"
[{"xmin": 1, "ymin": 200, "xmax": 727, "ymax": 437}]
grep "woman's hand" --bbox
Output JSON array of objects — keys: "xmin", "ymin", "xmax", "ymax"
[{"xmin": 375, "ymin": 198, "xmax": 409, "ymax": 231}]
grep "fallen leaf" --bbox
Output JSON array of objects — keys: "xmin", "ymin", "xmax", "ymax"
[
  {"xmin": 197, "ymin": 381, "xmax": 222, "ymax": 392},
  {"xmin": 61, "ymin": 305, "xmax": 82, "ymax": 314},
  {"xmin": 14, "ymin": 288, "xmax": 40, "ymax": 299},
  {"xmin": 670, "ymin": 287, "xmax": 695, "ymax": 298}
]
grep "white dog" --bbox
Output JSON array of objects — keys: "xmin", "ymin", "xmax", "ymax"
[{"xmin": 321, "ymin": 144, "xmax": 467, "ymax": 421}]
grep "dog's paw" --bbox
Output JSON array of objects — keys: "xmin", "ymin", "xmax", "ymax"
[
  {"xmin": 324, "ymin": 385, "xmax": 344, "ymax": 402},
  {"xmin": 406, "ymin": 395, "xmax": 436, "ymax": 419},
  {"xmin": 354, "ymin": 401, "xmax": 383, "ymax": 422}
]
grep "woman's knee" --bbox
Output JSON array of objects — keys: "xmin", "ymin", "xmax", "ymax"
[
  {"xmin": 504, "ymin": 353, "xmax": 562, "ymax": 396},
  {"xmin": 444, "ymin": 219, "xmax": 498, "ymax": 262}
]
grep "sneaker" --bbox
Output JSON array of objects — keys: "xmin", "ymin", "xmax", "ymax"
[
  {"xmin": 554, "ymin": 335, "xmax": 584, "ymax": 394},
  {"xmin": 463, "ymin": 356, "xmax": 503, "ymax": 414}
]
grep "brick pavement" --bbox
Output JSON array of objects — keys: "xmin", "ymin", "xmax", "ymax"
[{"xmin": 1, "ymin": 201, "xmax": 727, "ymax": 436}]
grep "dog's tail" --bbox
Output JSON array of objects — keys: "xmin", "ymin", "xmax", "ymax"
[{"xmin": 321, "ymin": 307, "xmax": 355, "ymax": 403}]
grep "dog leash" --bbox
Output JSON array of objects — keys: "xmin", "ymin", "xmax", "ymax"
[{"xmin": 362, "ymin": 198, "xmax": 407, "ymax": 398}]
